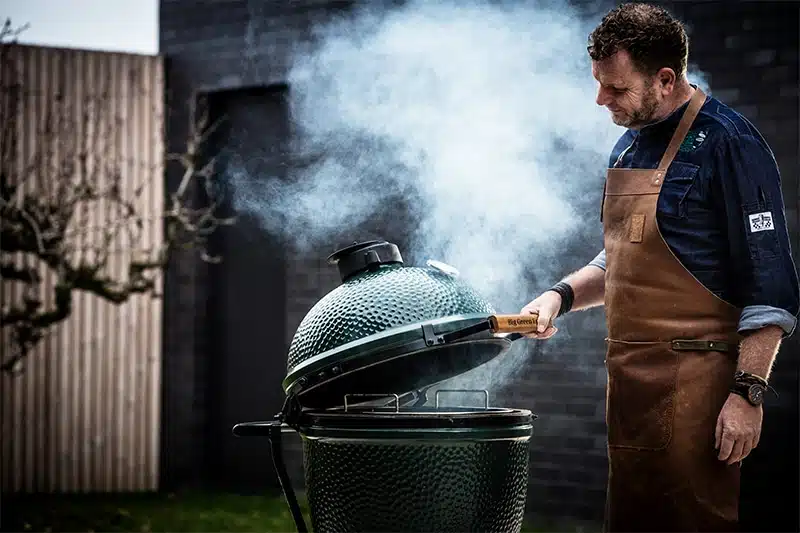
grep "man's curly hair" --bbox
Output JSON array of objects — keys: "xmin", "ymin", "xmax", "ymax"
[{"xmin": 588, "ymin": 2, "xmax": 689, "ymax": 78}]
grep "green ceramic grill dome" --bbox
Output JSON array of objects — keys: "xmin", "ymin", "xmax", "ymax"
[
  {"xmin": 287, "ymin": 259, "xmax": 496, "ymax": 370},
  {"xmin": 281, "ymin": 240, "xmax": 511, "ymax": 410}
]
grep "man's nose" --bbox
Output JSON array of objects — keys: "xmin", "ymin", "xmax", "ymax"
[{"xmin": 596, "ymin": 87, "xmax": 611, "ymax": 106}]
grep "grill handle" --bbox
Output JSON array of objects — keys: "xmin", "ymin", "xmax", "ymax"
[
  {"xmin": 232, "ymin": 421, "xmax": 308, "ymax": 533},
  {"xmin": 489, "ymin": 314, "xmax": 539, "ymax": 334},
  {"xmin": 438, "ymin": 314, "xmax": 537, "ymax": 344}
]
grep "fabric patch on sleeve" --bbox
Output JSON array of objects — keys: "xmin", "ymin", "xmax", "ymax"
[{"xmin": 748, "ymin": 211, "xmax": 774, "ymax": 233}]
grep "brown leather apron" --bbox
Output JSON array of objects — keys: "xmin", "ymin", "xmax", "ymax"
[{"xmin": 601, "ymin": 88, "xmax": 743, "ymax": 532}]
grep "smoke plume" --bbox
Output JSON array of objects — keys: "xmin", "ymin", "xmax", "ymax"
[{"xmin": 229, "ymin": 0, "xmax": 711, "ymax": 394}]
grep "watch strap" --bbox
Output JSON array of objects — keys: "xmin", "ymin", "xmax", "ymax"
[
  {"xmin": 730, "ymin": 382, "xmax": 765, "ymax": 406},
  {"xmin": 733, "ymin": 370, "xmax": 777, "ymax": 402}
]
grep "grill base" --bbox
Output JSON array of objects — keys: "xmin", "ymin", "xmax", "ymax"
[{"xmin": 303, "ymin": 436, "xmax": 530, "ymax": 533}]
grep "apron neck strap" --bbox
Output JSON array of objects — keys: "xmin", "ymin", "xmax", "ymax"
[{"xmin": 657, "ymin": 87, "xmax": 706, "ymax": 171}]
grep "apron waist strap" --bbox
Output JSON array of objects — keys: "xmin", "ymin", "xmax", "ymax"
[
  {"xmin": 606, "ymin": 338, "xmax": 736, "ymax": 353},
  {"xmin": 671, "ymin": 339, "xmax": 735, "ymax": 353}
]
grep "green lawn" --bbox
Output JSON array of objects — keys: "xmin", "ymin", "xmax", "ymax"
[
  {"xmin": 2, "ymin": 491, "xmax": 306, "ymax": 532},
  {"xmin": 1, "ymin": 491, "xmax": 591, "ymax": 532}
]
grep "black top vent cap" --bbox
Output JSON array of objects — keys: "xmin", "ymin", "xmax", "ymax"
[{"xmin": 327, "ymin": 240, "xmax": 404, "ymax": 282}]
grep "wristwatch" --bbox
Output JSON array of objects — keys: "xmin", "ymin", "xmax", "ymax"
[
  {"xmin": 730, "ymin": 381, "xmax": 766, "ymax": 406},
  {"xmin": 730, "ymin": 371, "xmax": 768, "ymax": 406}
]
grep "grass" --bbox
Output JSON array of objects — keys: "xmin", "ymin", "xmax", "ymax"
[
  {"xmin": 1, "ymin": 490, "xmax": 592, "ymax": 532},
  {"xmin": 2, "ymin": 491, "xmax": 304, "ymax": 532}
]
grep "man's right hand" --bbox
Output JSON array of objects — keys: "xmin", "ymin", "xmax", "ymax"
[{"xmin": 519, "ymin": 291, "xmax": 562, "ymax": 339}]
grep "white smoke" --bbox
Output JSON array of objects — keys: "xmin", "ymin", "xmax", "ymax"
[
  {"xmin": 228, "ymin": 0, "xmax": 711, "ymax": 392},
  {"xmin": 232, "ymin": 0, "xmax": 623, "ymax": 300}
]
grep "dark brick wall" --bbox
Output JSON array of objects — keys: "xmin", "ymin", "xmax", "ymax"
[
  {"xmin": 159, "ymin": 0, "xmax": 799, "ymax": 529},
  {"xmin": 159, "ymin": 0, "xmax": 365, "ymax": 493}
]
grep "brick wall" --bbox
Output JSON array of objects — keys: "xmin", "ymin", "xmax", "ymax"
[
  {"xmin": 159, "ymin": 0, "xmax": 799, "ymax": 529},
  {"xmin": 159, "ymin": 0, "xmax": 367, "ymax": 492}
]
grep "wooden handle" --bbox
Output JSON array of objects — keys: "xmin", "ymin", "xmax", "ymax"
[{"xmin": 489, "ymin": 314, "xmax": 538, "ymax": 333}]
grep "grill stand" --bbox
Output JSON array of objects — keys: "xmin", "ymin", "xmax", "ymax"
[
  {"xmin": 274, "ymin": 394, "xmax": 307, "ymax": 533},
  {"xmin": 267, "ymin": 419, "xmax": 308, "ymax": 533},
  {"xmin": 231, "ymin": 395, "xmax": 309, "ymax": 533}
]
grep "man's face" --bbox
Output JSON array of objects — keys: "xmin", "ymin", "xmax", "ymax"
[{"xmin": 592, "ymin": 50, "xmax": 661, "ymax": 130}]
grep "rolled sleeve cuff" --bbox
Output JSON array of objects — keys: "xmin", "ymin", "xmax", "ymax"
[
  {"xmin": 738, "ymin": 305, "xmax": 798, "ymax": 337},
  {"xmin": 588, "ymin": 249, "xmax": 607, "ymax": 271}
]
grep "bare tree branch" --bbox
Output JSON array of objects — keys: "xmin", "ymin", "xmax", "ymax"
[
  {"xmin": 0, "ymin": 18, "xmax": 30, "ymax": 42},
  {"xmin": 1, "ymin": 27, "xmax": 236, "ymax": 374},
  {"xmin": 0, "ymin": 261, "xmax": 40, "ymax": 283}
]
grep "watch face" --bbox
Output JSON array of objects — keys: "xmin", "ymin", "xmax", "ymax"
[{"xmin": 748, "ymin": 384, "xmax": 765, "ymax": 405}]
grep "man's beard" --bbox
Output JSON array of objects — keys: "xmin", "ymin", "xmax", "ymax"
[{"xmin": 612, "ymin": 86, "xmax": 659, "ymax": 129}]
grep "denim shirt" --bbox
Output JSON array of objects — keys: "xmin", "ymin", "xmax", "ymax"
[{"xmin": 589, "ymin": 92, "xmax": 800, "ymax": 337}]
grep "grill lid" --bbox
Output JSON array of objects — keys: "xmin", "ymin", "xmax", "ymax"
[{"xmin": 285, "ymin": 240, "xmax": 525, "ymax": 409}]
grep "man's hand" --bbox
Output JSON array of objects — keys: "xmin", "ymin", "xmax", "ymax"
[
  {"xmin": 715, "ymin": 393, "xmax": 763, "ymax": 465},
  {"xmin": 519, "ymin": 291, "xmax": 561, "ymax": 339}
]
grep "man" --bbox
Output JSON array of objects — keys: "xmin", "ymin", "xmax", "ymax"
[{"xmin": 520, "ymin": 3, "xmax": 799, "ymax": 532}]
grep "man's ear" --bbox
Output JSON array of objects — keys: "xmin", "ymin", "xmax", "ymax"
[{"xmin": 657, "ymin": 68, "xmax": 677, "ymax": 93}]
